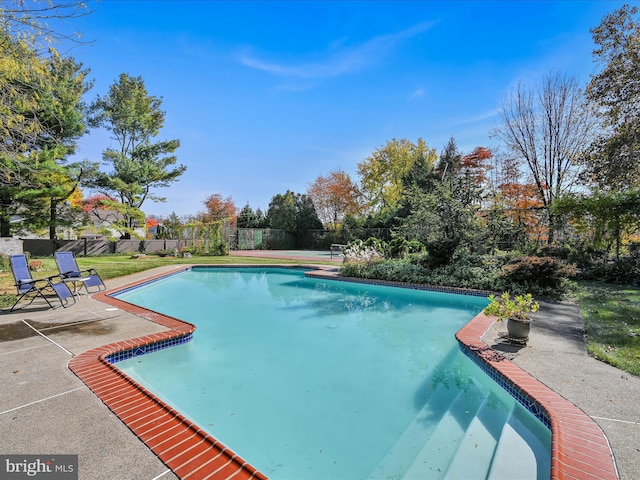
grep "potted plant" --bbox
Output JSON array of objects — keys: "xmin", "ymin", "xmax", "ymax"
[{"xmin": 484, "ymin": 292, "xmax": 540, "ymax": 342}]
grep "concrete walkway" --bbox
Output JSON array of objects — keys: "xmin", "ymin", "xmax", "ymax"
[
  {"xmin": 0, "ymin": 267, "xmax": 181, "ymax": 480},
  {"xmin": 1, "ymin": 265, "xmax": 639, "ymax": 479}
]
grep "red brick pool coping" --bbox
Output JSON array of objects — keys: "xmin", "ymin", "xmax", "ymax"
[
  {"xmin": 69, "ymin": 266, "xmax": 619, "ymax": 479},
  {"xmin": 69, "ymin": 266, "xmax": 267, "ymax": 480},
  {"xmin": 456, "ymin": 312, "xmax": 618, "ymax": 480}
]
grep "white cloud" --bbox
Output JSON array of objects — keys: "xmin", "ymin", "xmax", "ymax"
[
  {"xmin": 237, "ymin": 21, "xmax": 437, "ymax": 82},
  {"xmin": 410, "ymin": 87, "xmax": 425, "ymax": 100},
  {"xmin": 453, "ymin": 108, "xmax": 500, "ymax": 125}
]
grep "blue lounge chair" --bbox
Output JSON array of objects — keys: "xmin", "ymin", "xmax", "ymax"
[
  {"xmin": 54, "ymin": 251, "xmax": 106, "ymax": 295},
  {"xmin": 9, "ymin": 254, "xmax": 75, "ymax": 311}
]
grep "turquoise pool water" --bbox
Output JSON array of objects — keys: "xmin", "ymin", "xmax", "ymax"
[{"xmin": 115, "ymin": 267, "xmax": 551, "ymax": 479}]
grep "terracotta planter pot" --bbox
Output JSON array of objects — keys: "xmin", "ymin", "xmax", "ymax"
[{"xmin": 507, "ymin": 317, "xmax": 531, "ymax": 341}]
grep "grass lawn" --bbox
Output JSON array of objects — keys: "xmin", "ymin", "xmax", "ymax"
[
  {"xmin": 574, "ymin": 281, "xmax": 640, "ymax": 377},
  {"xmin": 0, "ymin": 254, "xmax": 318, "ymax": 307}
]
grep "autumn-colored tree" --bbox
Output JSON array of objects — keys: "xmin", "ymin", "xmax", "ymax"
[
  {"xmin": 79, "ymin": 193, "xmax": 144, "ymax": 239},
  {"xmin": 201, "ymin": 193, "xmax": 237, "ymax": 224},
  {"xmin": 357, "ymin": 138, "xmax": 437, "ymax": 214},
  {"xmin": 79, "ymin": 194, "xmax": 116, "ymax": 213},
  {"xmin": 460, "ymin": 146, "xmax": 493, "ymax": 184},
  {"xmin": 307, "ymin": 169, "xmax": 361, "ymax": 230},
  {"xmin": 493, "ymin": 154, "xmax": 547, "ymax": 244},
  {"xmin": 67, "ymin": 185, "xmax": 85, "ymax": 210}
]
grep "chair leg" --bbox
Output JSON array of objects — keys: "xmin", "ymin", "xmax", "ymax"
[
  {"xmin": 9, "ymin": 289, "xmax": 53, "ymax": 311},
  {"xmin": 9, "ymin": 293, "xmax": 29, "ymax": 311}
]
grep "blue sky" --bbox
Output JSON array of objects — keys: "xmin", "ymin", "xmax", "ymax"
[{"xmin": 63, "ymin": 1, "xmax": 629, "ymax": 218}]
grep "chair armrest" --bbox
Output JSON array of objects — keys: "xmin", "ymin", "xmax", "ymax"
[{"xmin": 17, "ymin": 277, "xmax": 51, "ymax": 286}]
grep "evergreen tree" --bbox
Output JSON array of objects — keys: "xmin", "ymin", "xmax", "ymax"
[{"xmin": 87, "ymin": 74, "xmax": 186, "ymax": 238}]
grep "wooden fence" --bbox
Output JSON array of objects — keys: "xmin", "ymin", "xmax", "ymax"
[{"xmin": 22, "ymin": 239, "xmax": 184, "ymax": 257}]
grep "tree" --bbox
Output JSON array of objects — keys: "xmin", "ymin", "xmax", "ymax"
[
  {"xmin": 254, "ymin": 207, "xmax": 267, "ymax": 228},
  {"xmin": 554, "ymin": 190, "xmax": 640, "ymax": 259},
  {"xmin": 266, "ymin": 190, "xmax": 322, "ymax": 245},
  {"xmin": 492, "ymin": 71, "xmax": 596, "ymax": 243},
  {"xmin": 583, "ymin": 5, "xmax": 640, "ymax": 190},
  {"xmin": 307, "ymin": 169, "xmax": 361, "ymax": 230},
  {"xmin": 488, "ymin": 153, "xmax": 546, "ymax": 247},
  {"xmin": 267, "ymin": 191, "xmax": 296, "ymax": 232},
  {"xmin": 460, "ymin": 146, "xmax": 493, "ymax": 185},
  {"xmin": 237, "ymin": 203, "xmax": 256, "ymax": 228},
  {"xmin": 588, "ymin": 5, "xmax": 640, "ymax": 126},
  {"xmin": 0, "ymin": 0, "xmax": 91, "ymax": 49},
  {"xmin": 149, "ymin": 212, "xmax": 183, "ymax": 240},
  {"xmin": 357, "ymin": 137, "xmax": 437, "ymax": 214},
  {"xmin": 435, "ymin": 137, "xmax": 462, "ymax": 182},
  {"xmin": 201, "ymin": 193, "xmax": 237, "ymax": 223},
  {"xmin": 0, "ymin": 28, "xmax": 92, "ymax": 237},
  {"xmin": 294, "ymin": 192, "xmax": 323, "ymax": 236},
  {"xmin": 88, "ymin": 73, "xmax": 186, "ymax": 238},
  {"xmin": 21, "ymin": 52, "xmax": 93, "ymax": 239},
  {"xmin": 80, "ymin": 193, "xmax": 144, "ymax": 240},
  {"xmin": 237, "ymin": 203, "xmax": 267, "ymax": 228},
  {"xmin": 398, "ymin": 140, "xmax": 487, "ymax": 254},
  {"xmin": 401, "ymin": 141, "xmax": 438, "ymax": 193},
  {"xmin": 0, "ymin": 30, "xmax": 47, "ymax": 235}
]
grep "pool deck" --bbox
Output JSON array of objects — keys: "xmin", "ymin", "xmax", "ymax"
[{"xmin": 1, "ymin": 263, "xmax": 638, "ymax": 479}]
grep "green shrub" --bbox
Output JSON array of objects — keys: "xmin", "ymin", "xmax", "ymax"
[
  {"xmin": 341, "ymin": 258, "xmax": 425, "ymax": 284},
  {"xmin": 363, "ymin": 237, "xmax": 388, "ymax": 254},
  {"xmin": 388, "ymin": 237, "xmax": 409, "ymax": 258},
  {"xmin": 496, "ymin": 256, "xmax": 577, "ymax": 297},
  {"xmin": 579, "ymin": 255, "xmax": 640, "ymax": 285},
  {"xmin": 538, "ymin": 244, "xmax": 570, "ymax": 260},
  {"xmin": 407, "ymin": 240, "xmax": 425, "ymax": 254},
  {"xmin": 424, "ymin": 238, "xmax": 460, "ymax": 268},
  {"xmin": 340, "ymin": 251, "xmax": 577, "ymax": 298}
]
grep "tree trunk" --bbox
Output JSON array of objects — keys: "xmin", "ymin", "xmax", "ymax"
[
  {"xmin": 0, "ymin": 213, "xmax": 10, "ymax": 237},
  {"xmin": 547, "ymin": 208, "xmax": 556, "ymax": 245},
  {"xmin": 49, "ymin": 199, "xmax": 57, "ymax": 240},
  {"xmin": 0, "ymin": 192, "xmax": 13, "ymax": 237}
]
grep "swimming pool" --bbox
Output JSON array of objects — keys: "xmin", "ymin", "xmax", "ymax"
[{"xmin": 112, "ymin": 267, "xmax": 551, "ymax": 479}]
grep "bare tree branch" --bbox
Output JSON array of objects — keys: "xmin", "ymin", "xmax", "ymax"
[
  {"xmin": 492, "ymin": 72, "xmax": 597, "ymax": 242},
  {"xmin": 0, "ymin": 0, "xmax": 92, "ymax": 49}
]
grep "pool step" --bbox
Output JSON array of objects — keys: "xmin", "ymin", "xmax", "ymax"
[
  {"xmin": 441, "ymin": 393, "xmax": 511, "ymax": 479},
  {"xmin": 401, "ymin": 379, "xmax": 486, "ymax": 479},
  {"xmin": 487, "ymin": 409, "xmax": 550, "ymax": 480},
  {"xmin": 369, "ymin": 371, "xmax": 550, "ymax": 480},
  {"xmin": 368, "ymin": 382, "xmax": 460, "ymax": 479}
]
